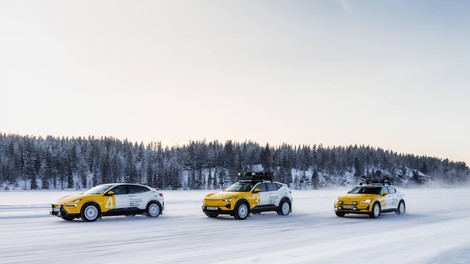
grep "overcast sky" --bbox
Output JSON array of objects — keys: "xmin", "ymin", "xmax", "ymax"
[{"xmin": 1, "ymin": 1, "xmax": 469, "ymax": 164}]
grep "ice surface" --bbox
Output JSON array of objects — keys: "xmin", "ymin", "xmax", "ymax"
[{"xmin": 0, "ymin": 188, "xmax": 469, "ymax": 264}]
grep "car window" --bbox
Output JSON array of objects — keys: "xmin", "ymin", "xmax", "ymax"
[
  {"xmin": 226, "ymin": 182, "xmax": 253, "ymax": 192},
  {"xmin": 256, "ymin": 183, "xmax": 267, "ymax": 192},
  {"xmin": 267, "ymin": 183, "xmax": 279, "ymax": 192},
  {"xmin": 350, "ymin": 187, "xmax": 381, "ymax": 194},
  {"xmin": 128, "ymin": 185, "xmax": 148, "ymax": 194},
  {"xmin": 84, "ymin": 184, "xmax": 115, "ymax": 194},
  {"xmin": 387, "ymin": 186, "xmax": 396, "ymax": 194},
  {"xmin": 110, "ymin": 185, "xmax": 127, "ymax": 195}
]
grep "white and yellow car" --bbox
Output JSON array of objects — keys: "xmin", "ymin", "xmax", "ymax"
[
  {"xmin": 334, "ymin": 182, "xmax": 405, "ymax": 218},
  {"xmin": 50, "ymin": 183, "xmax": 164, "ymax": 222},
  {"xmin": 202, "ymin": 172, "xmax": 293, "ymax": 220}
]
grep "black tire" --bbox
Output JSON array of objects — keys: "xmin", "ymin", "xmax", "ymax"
[
  {"xmin": 234, "ymin": 201, "xmax": 250, "ymax": 220},
  {"xmin": 205, "ymin": 212, "xmax": 219, "ymax": 218},
  {"xmin": 277, "ymin": 199, "xmax": 291, "ymax": 216},
  {"xmin": 146, "ymin": 202, "xmax": 161, "ymax": 218},
  {"xmin": 81, "ymin": 203, "xmax": 100, "ymax": 222},
  {"xmin": 395, "ymin": 200, "xmax": 406, "ymax": 215},
  {"xmin": 369, "ymin": 202, "xmax": 381, "ymax": 218},
  {"xmin": 335, "ymin": 212, "xmax": 345, "ymax": 217},
  {"xmin": 61, "ymin": 216, "xmax": 75, "ymax": 221}
]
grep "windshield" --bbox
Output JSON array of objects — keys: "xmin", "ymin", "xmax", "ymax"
[
  {"xmin": 349, "ymin": 186, "xmax": 381, "ymax": 195},
  {"xmin": 225, "ymin": 182, "xmax": 253, "ymax": 192},
  {"xmin": 84, "ymin": 184, "xmax": 115, "ymax": 194}
]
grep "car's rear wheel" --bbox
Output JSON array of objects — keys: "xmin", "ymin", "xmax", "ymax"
[
  {"xmin": 369, "ymin": 202, "xmax": 381, "ymax": 218},
  {"xmin": 205, "ymin": 212, "xmax": 219, "ymax": 218},
  {"xmin": 335, "ymin": 212, "xmax": 345, "ymax": 217},
  {"xmin": 277, "ymin": 199, "xmax": 291, "ymax": 216},
  {"xmin": 146, "ymin": 202, "xmax": 161, "ymax": 217},
  {"xmin": 396, "ymin": 201, "xmax": 406, "ymax": 215},
  {"xmin": 81, "ymin": 203, "xmax": 100, "ymax": 222},
  {"xmin": 234, "ymin": 202, "xmax": 249, "ymax": 220}
]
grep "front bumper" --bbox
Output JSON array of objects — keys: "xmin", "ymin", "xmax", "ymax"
[
  {"xmin": 202, "ymin": 205, "xmax": 234, "ymax": 215},
  {"xmin": 334, "ymin": 204, "xmax": 370, "ymax": 213},
  {"xmin": 50, "ymin": 204, "xmax": 80, "ymax": 218}
]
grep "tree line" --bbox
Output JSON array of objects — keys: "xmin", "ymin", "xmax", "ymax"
[{"xmin": 0, "ymin": 133, "xmax": 468, "ymax": 190}]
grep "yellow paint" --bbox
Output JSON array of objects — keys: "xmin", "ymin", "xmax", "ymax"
[
  {"xmin": 202, "ymin": 190, "xmax": 260, "ymax": 212},
  {"xmin": 334, "ymin": 193, "xmax": 385, "ymax": 213},
  {"xmin": 53, "ymin": 193, "xmax": 115, "ymax": 215}
]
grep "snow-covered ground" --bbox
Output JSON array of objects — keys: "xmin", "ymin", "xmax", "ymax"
[{"xmin": 1, "ymin": 188, "xmax": 470, "ymax": 264}]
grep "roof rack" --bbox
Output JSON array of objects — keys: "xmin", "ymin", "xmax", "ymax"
[
  {"xmin": 238, "ymin": 172, "xmax": 273, "ymax": 183},
  {"xmin": 359, "ymin": 179, "xmax": 390, "ymax": 186}
]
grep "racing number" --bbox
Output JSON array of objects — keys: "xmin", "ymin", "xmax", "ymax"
[
  {"xmin": 105, "ymin": 196, "xmax": 115, "ymax": 209},
  {"xmin": 253, "ymin": 193, "xmax": 260, "ymax": 206}
]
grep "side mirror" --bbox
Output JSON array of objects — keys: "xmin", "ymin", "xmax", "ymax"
[
  {"xmin": 253, "ymin": 188, "xmax": 261, "ymax": 193},
  {"xmin": 106, "ymin": 191, "xmax": 115, "ymax": 196},
  {"xmin": 347, "ymin": 191, "xmax": 351, "ymax": 194},
  {"xmin": 382, "ymin": 192, "xmax": 388, "ymax": 196}
]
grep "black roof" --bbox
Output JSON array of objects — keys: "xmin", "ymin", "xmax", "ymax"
[{"xmin": 238, "ymin": 172, "xmax": 273, "ymax": 183}]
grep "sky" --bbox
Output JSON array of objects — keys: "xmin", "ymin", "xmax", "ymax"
[{"xmin": 1, "ymin": 1, "xmax": 469, "ymax": 164}]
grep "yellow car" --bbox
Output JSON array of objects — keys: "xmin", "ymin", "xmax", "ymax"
[
  {"xmin": 202, "ymin": 172, "xmax": 293, "ymax": 220},
  {"xmin": 334, "ymin": 182, "xmax": 405, "ymax": 218},
  {"xmin": 50, "ymin": 183, "xmax": 164, "ymax": 222}
]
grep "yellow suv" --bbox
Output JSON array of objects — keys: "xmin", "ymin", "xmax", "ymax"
[
  {"xmin": 202, "ymin": 172, "xmax": 293, "ymax": 220},
  {"xmin": 50, "ymin": 183, "xmax": 164, "ymax": 222},
  {"xmin": 334, "ymin": 181, "xmax": 405, "ymax": 218}
]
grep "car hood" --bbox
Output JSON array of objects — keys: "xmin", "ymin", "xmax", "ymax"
[
  {"xmin": 205, "ymin": 192, "xmax": 245, "ymax": 200},
  {"xmin": 337, "ymin": 193, "xmax": 379, "ymax": 202},
  {"xmin": 55, "ymin": 193, "xmax": 97, "ymax": 204}
]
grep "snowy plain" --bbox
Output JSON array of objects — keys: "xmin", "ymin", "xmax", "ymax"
[{"xmin": 1, "ymin": 188, "xmax": 470, "ymax": 264}]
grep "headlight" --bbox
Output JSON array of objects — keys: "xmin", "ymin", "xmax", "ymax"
[
  {"xmin": 64, "ymin": 199, "xmax": 81, "ymax": 207},
  {"xmin": 222, "ymin": 198, "xmax": 232, "ymax": 202},
  {"xmin": 352, "ymin": 201, "xmax": 357, "ymax": 205},
  {"xmin": 338, "ymin": 200, "xmax": 343, "ymax": 205},
  {"xmin": 361, "ymin": 199, "xmax": 371, "ymax": 204}
]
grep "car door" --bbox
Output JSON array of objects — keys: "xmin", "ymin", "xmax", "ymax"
[
  {"xmin": 380, "ymin": 186, "xmax": 393, "ymax": 210},
  {"xmin": 266, "ymin": 183, "xmax": 281, "ymax": 206},
  {"xmin": 106, "ymin": 185, "xmax": 130, "ymax": 212},
  {"xmin": 386, "ymin": 186, "xmax": 399, "ymax": 209},
  {"xmin": 257, "ymin": 183, "xmax": 270, "ymax": 207},
  {"xmin": 128, "ymin": 185, "xmax": 148, "ymax": 210}
]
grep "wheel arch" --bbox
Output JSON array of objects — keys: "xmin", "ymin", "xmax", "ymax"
[
  {"xmin": 279, "ymin": 197, "xmax": 292, "ymax": 212},
  {"xmin": 146, "ymin": 200, "xmax": 163, "ymax": 210},
  {"xmin": 235, "ymin": 198, "xmax": 250, "ymax": 207}
]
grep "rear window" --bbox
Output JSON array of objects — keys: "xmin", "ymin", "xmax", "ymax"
[
  {"xmin": 128, "ymin": 185, "xmax": 149, "ymax": 194},
  {"xmin": 267, "ymin": 183, "xmax": 279, "ymax": 192}
]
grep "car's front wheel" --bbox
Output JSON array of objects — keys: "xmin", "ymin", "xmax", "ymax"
[
  {"xmin": 369, "ymin": 202, "xmax": 381, "ymax": 218},
  {"xmin": 277, "ymin": 199, "xmax": 291, "ymax": 216},
  {"xmin": 81, "ymin": 203, "xmax": 100, "ymax": 222},
  {"xmin": 234, "ymin": 202, "xmax": 249, "ymax": 220},
  {"xmin": 395, "ymin": 201, "xmax": 406, "ymax": 215},
  {"xmin": 146, "ymin": 202, "xmax": 161, "ymax": 217}
]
